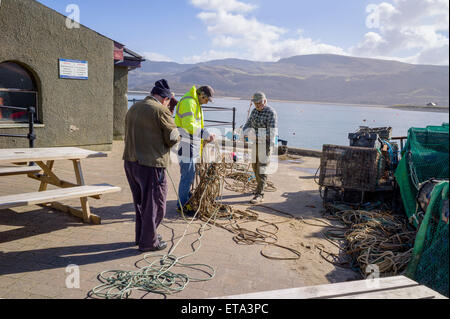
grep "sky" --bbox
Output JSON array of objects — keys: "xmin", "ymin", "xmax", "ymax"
[{"xmin": 37, "ymin": 0, "xmax": 449, "ymax": 65}]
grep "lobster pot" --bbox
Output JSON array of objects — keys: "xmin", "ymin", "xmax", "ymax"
[{"xmin": 319, "ymin": 144, "xmax": 383, "ymax": 192}]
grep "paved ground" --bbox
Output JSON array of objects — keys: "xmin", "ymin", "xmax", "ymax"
[{"xmin": 0, "ymin": 141, "xmax": 357, "ymax": 299}]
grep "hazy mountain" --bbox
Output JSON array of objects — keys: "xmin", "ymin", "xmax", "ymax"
[{"xmin": 129, "ymin": 54, "xmax": 449, "ymax": 107}]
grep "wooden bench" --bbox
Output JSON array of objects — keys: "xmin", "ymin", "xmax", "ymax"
[
  {"xmin": 0, "ymin": 147, "xmax": 121, "ymax": 225},
  {"xmin": 0, "ymin": 184, "xmax": 121, "ymax": 224},
  {"xmin": 217, "ymin": 276, "xmax": 448, "ymax": 299},
  {"xmin": 0, "ymin": 165, "xmax": 42, "ymax": 177}
]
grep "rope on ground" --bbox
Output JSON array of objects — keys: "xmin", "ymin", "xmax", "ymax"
[
  {"xmin": 223, "ymin": 162, "xmax": 277, "ymax": 193},
  {"xmin": 89, "ymin": 143, "xmax": 287, "ymax": 299},
  {"xmin": 89, "ymin": 159, "xmax": 223, "ymax": 299},
  {"xmin": 91, "ymin": 143, "xmax": 415, "ymax": 298},
  {"xmin": 317, "ymin": 207, "xmax": 416, "ymax": 277},
  {"xmin": 204, "ymin": 147, "xmax": 416, "ymax": 277},
  {"xmin": 187, "ymin": 157, "xmax": 301, "ymax": 261},
  {"xmin": 249, "ymin": 202, "xmax": 416, "ymax": 277}
]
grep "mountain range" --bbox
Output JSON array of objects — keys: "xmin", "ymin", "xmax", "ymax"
[{"xmin": 128, "ymin": 54, "xmax": 449, "ymax": 107}]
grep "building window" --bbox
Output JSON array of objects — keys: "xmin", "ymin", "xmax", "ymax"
[{"xmin": 0, "ymin": 62, "xmax": 39, "ymax": 123}]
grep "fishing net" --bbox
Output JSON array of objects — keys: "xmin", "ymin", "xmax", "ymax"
[
  {"xmin": 405, "ymin": 181, "xmax": 449, "ymax": 297},
  {"xmin": 395, "ymin": 123, "xmax": 449, "ymax": 226},
  {"xmin": 395, "ymin": 123, "xmax": 449, "ymax": 297}
]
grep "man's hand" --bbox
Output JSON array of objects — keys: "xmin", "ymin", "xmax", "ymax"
[{"xmin": 206, "ymin": 134, "xmax": 216, "ymax": 143}]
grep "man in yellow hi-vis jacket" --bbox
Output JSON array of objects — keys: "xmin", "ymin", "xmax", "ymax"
[{"xmin": 175, "ymin": 85, "xmax": 215, "ymax": 216}]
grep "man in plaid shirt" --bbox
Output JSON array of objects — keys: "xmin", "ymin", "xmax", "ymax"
[{"xmin": 243, "ymin": 92, "xmax": 278, "ymax": 204}]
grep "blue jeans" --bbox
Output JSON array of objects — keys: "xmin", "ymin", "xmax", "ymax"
[
  {"xmin": 178, "ymin": 160, "xmax": 196, "ymax": 208},
  {"xmin": 177, "ymin": 143, "xmax": 197, "ymax": 208}
]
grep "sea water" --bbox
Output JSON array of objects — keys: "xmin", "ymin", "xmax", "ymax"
[{"xmin": 128, "ymin": 94, "xmax": 448, "ymax": 150}]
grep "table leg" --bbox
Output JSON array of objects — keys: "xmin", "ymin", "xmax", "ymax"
[
  {"xmin": 30, "ymin": 160, "xmax": 100, "ymax": 224},
  {"xmin": 72, "ymin": 159, "xmax": 92, "ymax": 223},
  {"xmin": 37, "ymin": 161, "xmax": 56, "ymax": 191}
]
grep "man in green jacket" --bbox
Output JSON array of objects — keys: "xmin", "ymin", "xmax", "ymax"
[
  {"xmin": 175, "ymin": 85, "xmax": 215, "ymax": 216},
  {"xmin": 123, "ymin": 79, "xmax": 180, "ymax": 252}
]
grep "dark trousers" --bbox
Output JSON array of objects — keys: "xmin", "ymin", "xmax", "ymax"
[{"xmin": 124, "ymin": 161, "xmax": 167, "ymax": 250}]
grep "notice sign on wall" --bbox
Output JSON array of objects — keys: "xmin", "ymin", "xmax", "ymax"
[{"xmin": 59, "ymin": 59, "xmax": 88, "ymax": 80}]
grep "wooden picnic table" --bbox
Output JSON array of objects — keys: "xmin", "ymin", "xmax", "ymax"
[{"xmin": 0, "ymin": 147, "xmax": 121, "ymax": 224}]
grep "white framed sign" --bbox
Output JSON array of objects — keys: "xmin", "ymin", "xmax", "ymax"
[{"xmin": 59, "ymin": 59, "xmax": 88, "ymax": 80}]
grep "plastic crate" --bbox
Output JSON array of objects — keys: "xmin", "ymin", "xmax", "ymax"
[
  {"xmin": 319, "ymin": 144, "xmax": 383, "ymax": 192},
  {"xmin": 348, "ymin": 132, "xmax": 381, "ymax": 148},
  {"xmin": 358, "ymin": 126, "xmax": 392, "ymax": 140}
]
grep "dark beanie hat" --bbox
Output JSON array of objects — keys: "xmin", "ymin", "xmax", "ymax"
[{"xmin": 151, "ymin": 79, "xmax": 172, "ymax": 99}]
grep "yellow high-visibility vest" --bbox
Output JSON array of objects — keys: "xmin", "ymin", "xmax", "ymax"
[{"xmin": 175, "ymin": 86, "xmax": 206, "ymax": 156}]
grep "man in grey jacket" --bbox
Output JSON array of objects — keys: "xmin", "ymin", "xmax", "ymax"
[{"xmin": 123, "ymin": 79, "xmax": 180, "ymax": 252}]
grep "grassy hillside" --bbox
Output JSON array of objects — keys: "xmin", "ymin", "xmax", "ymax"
[{"xmin": 129, "ymin": 54, "xmax": 449, "ymax": 107}]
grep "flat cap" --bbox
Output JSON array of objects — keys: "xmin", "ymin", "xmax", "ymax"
[
  {"xmin": 251, "ymin": 91, "xmax": 266, "ymax": 103},
  {"xmin": 198, "ymin": 85, "xmax": 215, "ymax": 102}
]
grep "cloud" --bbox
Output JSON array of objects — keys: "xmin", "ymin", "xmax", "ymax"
[
  {"xmin": 142, "ymin": 52, "xmax": 174, "ymax": 62},
  {"xmin": 187, "ymin": 0, "xmax": 346, "ymax": 62},
  {"xmin": 150, "ymin": 0, "xmax": 448, "ymax": 65},
  {"xmin": 350, "ymin": 0, "xmax": 449, "ymax": 65}
]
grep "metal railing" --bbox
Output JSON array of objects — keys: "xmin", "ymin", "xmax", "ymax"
[
  {"xmin": 0, "ymin": 105, "xmax": 36, "ymax": 148},
  {"xmin": 128, "ymin": 98, "xmax": 143, "ymax": 105},
  {"xmin": 202, "ymin": 106, "xmax": 236, "ymax": 137},
  {"xmin": 391, "ymin": 136, "xmax": 407, "ymax": 152},
  {"xmin": 128, "ymin": 99, "xmax": 237, "ymax": 138}
]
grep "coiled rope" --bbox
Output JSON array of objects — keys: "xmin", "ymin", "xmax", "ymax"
[
  {"xmin": 223, "ymin": 162, "xmax": 277, "ymax": 193},
  {"xmin": 187, "ymin": 156, "xmax": 301, "ymax": 261},
  {"xmin": 314, "ymin": 207, "xmax": 416, "ymax": 277},
  {"xmin": 89, "ymin": 142, "xmax": 288, "ymax": 299},
  {"xmin": 90, "ymin": 142, "xmax": 413, "ymax": 298},
  {"xmin": 89, "ymin": 156, "xmax": 225, "ymax": 299}
]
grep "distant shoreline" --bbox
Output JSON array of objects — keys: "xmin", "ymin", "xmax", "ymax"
[
  {"xmin": 219, "ymin": 96, "xmax": 450, "ymax": 113},
  {"xmin": 387, "ymin": 105, "xmax": 449, "ymax": 113},
  {"xmin": 128, "ymin": 91, "xmax": 449, "ymax": 113}
]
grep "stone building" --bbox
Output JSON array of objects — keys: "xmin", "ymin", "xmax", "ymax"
[{"xmin": 0, "ymin": 0, "xmax": 144, "ymax": 150}]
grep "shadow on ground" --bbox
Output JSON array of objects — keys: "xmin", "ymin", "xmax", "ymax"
[
  {"xmin": 0, "ymin": 241, "xmax": 139, "ymax": 275},
  {"xmin": 0, "ymin": 206, "xmax": 138, "ymax": 276}
]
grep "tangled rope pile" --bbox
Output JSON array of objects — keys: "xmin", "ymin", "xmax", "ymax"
[
  {"xmin": 192, "ymin": 144, "xmax": 415, "ymax": 278},
  {"xmin": 89, "ymin": 196, "xmax": 219, "ymax": 299},
  {"xmin": 90, "ymin": 142, "xmax": 415, "ymax": 298},
  {"xmin": 89, "ymin": 157, "xmax": 225, "ymax": 299},
  {"xmin": 186, "ymin": 158, "xmax": 301, "ymax": 260},
  {"xmin": 317, "ymin": 206, "xmax": 416, "ymax": 278},
  {"xmin": 90, "ymin": 254, "xmax": 215, "ymax": 299},
  {"xmin": 223, "ymin": 162, "xmax": 277, "ymax": 193},
  {"xmin": 89, "ymin": 146, "xmax": 296, "ymax": 299}
]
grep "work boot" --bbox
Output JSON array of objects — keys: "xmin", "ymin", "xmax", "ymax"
[
  {"xmin": 250, "ymin": 194, "xmax": 264, "ymax": 204},
  {"xmin": 176, "ymin": 204, "xmax": 197, "ymax": 218}
]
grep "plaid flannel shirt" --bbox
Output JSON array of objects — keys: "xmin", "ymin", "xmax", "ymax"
[{"xmin": 243, "ymin": 105, "xmax": 278, "ymax": 149}]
